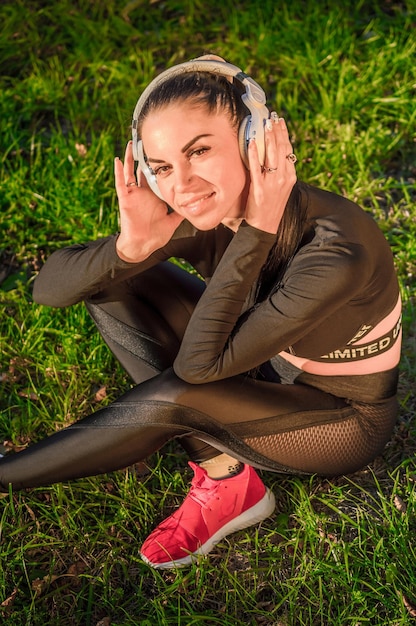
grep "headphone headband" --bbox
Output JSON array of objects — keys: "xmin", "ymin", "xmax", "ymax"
[{"xmin": 132, "ymin": 59, "xmax": 266, "ymax": 128}]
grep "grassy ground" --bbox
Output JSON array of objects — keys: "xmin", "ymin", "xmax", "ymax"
[{"xmin": 0, "ymin": 0, "xmax": 415, "ymax": 624}]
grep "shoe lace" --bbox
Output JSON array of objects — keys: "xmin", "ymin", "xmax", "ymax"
[{"xmin": 187, "ymin": 476, "xmax": 221, "ymax": 508}]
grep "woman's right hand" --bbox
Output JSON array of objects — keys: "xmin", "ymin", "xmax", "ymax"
[{"xmin": 114, "ymin": 141, "xmax": 184, "ymax": 262}]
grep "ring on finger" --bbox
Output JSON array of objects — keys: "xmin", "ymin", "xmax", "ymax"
[
  {"xmin": 126, "ymin": 181, "xmax": 137, "ymax": 187},
  {"xmin": 286, "ymin": 153, "xmax": 297, "ymax": 164},
  {"xmin": 262, "ymin": 166, "xmax": 278, "ymax": 173}
]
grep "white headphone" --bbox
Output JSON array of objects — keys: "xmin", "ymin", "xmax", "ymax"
[{"xmin": 131, "ymin": 59, "xmax": 270, "ymax": 200}]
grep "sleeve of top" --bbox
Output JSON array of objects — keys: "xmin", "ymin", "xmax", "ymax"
[
  {"xmin": 32, "ymin": 235, "xmax": 165, "ymax": 307},
  {"xmin": 173, "ymin": 222, "xmax": 369, "ymax": 384},
  {"xmin": 32, "ymin": 222, "xmax": 200, "ymax": 308}
]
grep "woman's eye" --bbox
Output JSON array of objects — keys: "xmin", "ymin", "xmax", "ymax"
[
  {"xmin": 152, "ymin": 147, "xmax": 210, "ymax": 177},
  {"xmin": 189, "ymin": 147, "xmax": 209, "ymax": 158},
  {"xmin": 154, "ymin": 165, "xmax": 171, "ymax": 177}
]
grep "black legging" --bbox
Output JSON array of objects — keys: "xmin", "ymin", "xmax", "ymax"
[{"xmin": 0, "ymin": 262, "xmax": 397, "ymax": 490}]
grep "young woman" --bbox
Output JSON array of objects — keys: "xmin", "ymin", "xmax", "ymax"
[{"xmin": 0, "ymin": 56, "xmax": 401, "ymax": 569}]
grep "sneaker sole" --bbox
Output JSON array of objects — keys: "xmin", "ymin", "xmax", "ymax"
[{"xmin": 140, "ymin": 487, "xmax": 276, "ymax": 569}]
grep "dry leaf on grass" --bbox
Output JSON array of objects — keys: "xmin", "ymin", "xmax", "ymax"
[
  {"xmin": 75, "ymin": 143, "xmax": 87, "ymax": 156},
  {"xmin": 393, "ymin": 495, "xmax": 407, "ymax": 514},
  {"xmin": 31, "ymin": 561, "xmax": 88, "ymax": 597},
  {"xmin": 31, "ymin": 575, "xmax": 60, "ymax": 598},
  {"xmin": 3, "ymin": 439, "xmax": 28, "ymax": 453},
  {"xmin": 18, "ymin": 391, "xmax": 39, "ymax": 400},
  {"xmin": 399, "ymin": 591, "xmax": 416, "ymax": 617},
  {"xmin": 94, "ymin": 386, "xmax": 107, "ymax": 402},
  {"xmin": 1, "ymin": 588, "xmax": 18, "ymax": 608}
]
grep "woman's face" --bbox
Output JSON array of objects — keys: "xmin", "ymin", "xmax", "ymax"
[{"xmin": 140, "ymin": 102, "xmax": 249, "ymax": 230}]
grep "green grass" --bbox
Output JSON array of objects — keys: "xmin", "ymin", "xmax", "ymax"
[{"xmin": 1, "ymin": 0, "xmax": 416, "ymax": 624}]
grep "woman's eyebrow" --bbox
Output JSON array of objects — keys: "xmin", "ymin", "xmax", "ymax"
[
  {"xmin": 181, "ymin": 134, "xmax": 213, "ymax": 153},
  {"xmin": 146, "ymin": 134, "xmax": 213, "ymax": 164}
]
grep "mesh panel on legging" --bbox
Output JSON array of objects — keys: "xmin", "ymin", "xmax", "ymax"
[{"xmin": 243, "ymin": 397, "xmax": 398, "ymax": 476}]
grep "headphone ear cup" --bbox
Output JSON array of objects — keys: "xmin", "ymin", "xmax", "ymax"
[
  {"xmin": 238, "ymin": 111, "xmax": 267, "ymax": 169},
  {"xmin": 238, "ymin": 116, "xmax": 251, "ymax": 169},
  {"xmin": 137, "ymin": 140, "xmax": 164, "ymax": 200}
]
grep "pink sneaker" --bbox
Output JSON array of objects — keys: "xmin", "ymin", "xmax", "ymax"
[{"xmin": 140, "ymin": 462, "xmax": 275, "ymax": 569}]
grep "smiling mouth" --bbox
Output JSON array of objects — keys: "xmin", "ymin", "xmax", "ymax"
[{"xmin": 180, "ymin": 192, "xmax": 215, "ymax": 210}]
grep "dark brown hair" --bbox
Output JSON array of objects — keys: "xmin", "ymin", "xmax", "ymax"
[
  {"xmin": 138, "ymin": 71, "xmax": 307, "ymax": 304},
  {"xmin": 137, "ymin": 71, "xmax": 249, "ymax": 135}
]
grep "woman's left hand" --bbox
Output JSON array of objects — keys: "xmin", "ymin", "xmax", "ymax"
[{"xmin": 244, "ymin": 114, "xmax": 297, "ymax": 234}]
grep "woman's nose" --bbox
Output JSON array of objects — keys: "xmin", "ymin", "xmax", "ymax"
[{"xmin": 174, "ymin": 163, "xmax": 193, "ymax": 192}]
